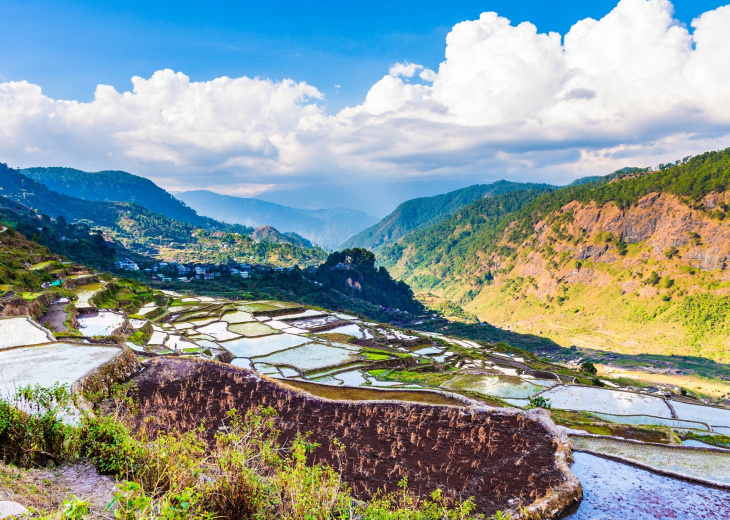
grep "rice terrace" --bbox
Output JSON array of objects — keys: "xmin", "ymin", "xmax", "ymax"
[{"xmin": 3, "ymin": 0, "xmax": 730, "ymax": 518}]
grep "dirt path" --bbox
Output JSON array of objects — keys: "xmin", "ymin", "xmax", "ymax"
[{"xmin": 0, "ymin": 462, "xmax": 116, "ymax": 518}]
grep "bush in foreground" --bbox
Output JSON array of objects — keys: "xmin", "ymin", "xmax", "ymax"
[{"xmin": 1, "ymin": 386, "xmax": 496, "ymax": 520}]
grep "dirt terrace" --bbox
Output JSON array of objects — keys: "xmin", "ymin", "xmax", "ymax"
[{"xmin": 127, "ymin": 358, "xmax": 579, "ymax": 517}]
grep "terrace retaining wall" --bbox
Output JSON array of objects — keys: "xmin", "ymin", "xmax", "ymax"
[
  {"xmin": 73, "ymin": 346, "xmax": 139, "ymax": 412},
  {"xmin": 127, "ymin": 357, "xmax": 582, "ymax": 518}
]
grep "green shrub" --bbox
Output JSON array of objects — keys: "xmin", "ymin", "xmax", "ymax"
[
  {"xmin": 580, "ymin": 362, "xmax": 598, "ymax": 375},
  {"xmin": 0, "ymin": 383, "xmax": 78, "ymax": 466},
  {"xmin": 4, "ymin": 390, "xmax": 491, "ymax": 519},
  {"xmin": 528, "ymin": 395, "xmax": 552, "ymax": 409}
]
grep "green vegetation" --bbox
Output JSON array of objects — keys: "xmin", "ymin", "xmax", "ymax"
[
  {"xmin": 251, "ymin": 225, "xmax": 313, "ymax": 248},
  {"xmin": 0, "ymin": 163, "xmax": 326, "ymax": 269},
  {"xmin": 315, "ymin": 248, "xmax": 423, "ymax": 314},
  {"xmin": 681, "ymin": 431, "xmax": 730, "ymax": 449},
  {"xmin": 580, "ymin": 362, "xmax": 597, "ymax": 375},
  {"xmin": 377, "ymin": 188, "xmax": 552, "ymax": 292},
  {"xmin": 21, "ymin": 166, "xmax": 217, "ymax": 228},
  {"xmin": 367, "ymin": 367, "xmax": 457, "ymax": 387},
  {"xmin": 1, "ymin": 386, "xmax": 486, "ymax": 519},
  {"xmin": 528, "ymin": 396, "xmax": 552, "ymax": 409},
  {"xmin": 371, "ymin": 149, "xmax": 730, "ymax": 379},
  {"xmin": 0, "ymin": 197, "xmax": 117, "ymax": 271},
  {"xmin": 343, "ymin": 180, "xmax": 555, "ymax": 250}
]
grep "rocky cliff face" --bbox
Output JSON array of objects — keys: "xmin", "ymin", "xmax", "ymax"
[
  {"xmin": 463, "ymin": 192, "xmax": 730, "ymax": 363},
  {"xmin": 491, "ymin": 192, "xmax": 730, "ymax": 300}
]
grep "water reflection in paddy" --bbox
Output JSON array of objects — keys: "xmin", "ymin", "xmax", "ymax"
[
  {"xmin": 254, "ymin": 343, "xmax": 358, "ymax": 371},
  {"xmin": 541, "ymin": 385, "xmax": 672, "ymax": 417},
  {"xmin": 562, "ymin": 452, "xmax": 730, "ymax": 519},
  {"xmin": 224, "ymin": 334, "xmax": 310, "ymax": 358},
  {"xmin": 77, "ymin": 311, "xmax": 125, "ymax": 337}
]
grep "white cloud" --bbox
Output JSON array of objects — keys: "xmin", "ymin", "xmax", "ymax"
[
  {"xmin": 1, "ymin": 0, "xmax": 730, "ymax": 194},
  {"xmin": 332, "ymin": 0, "xmax": 730, "ymax": 177},
  {"xmin": 0, "ymin": 70, "xmax": 324, "ymax": 188},
  {"xmin": 388, "ymin": 62, "xmax": 422, "ymax": 78}
]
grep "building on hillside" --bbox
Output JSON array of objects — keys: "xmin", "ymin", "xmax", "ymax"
[{"xmin": 115, "ymin": 259, "xmax": 139, "ymax": 271}]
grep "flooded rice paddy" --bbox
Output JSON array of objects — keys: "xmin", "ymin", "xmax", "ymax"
[
  {"xmin": 72, "ymin": 282, "xmax": 105, "ymax": 308},
  {"xmin": 563, "ymin": 452, "xmax": 730, "ymax": 519},
  {"xmin": 671, "ymin": 400, "xmax": 730, "ymax": 428},
  {"xmin": 282, "ymin": 379, "xmax": 466, "ymax": 406},
  {"xmin": 540, "ymin": 386, "xmax": 673, "ymax": 417},
  {"xmin": 0, "ymin": 343, "xmax": 120, "ymax": 399},
  {"xmin": 443, "ymin": 374, "xmax": 546, "ymax": 398},
  {"xmin": 77, "ymin": 311, "xmax": 125, "ymax": 337},
  {"xmin": 0, "ymin": 317, "xmax": 53, "ymax": 349},
  {"xmin": 570, "ymin": 435, "xmax": 730, "ymax": 485},
  {"xmin": 223, "ymin": 334, "xmax": 310, "ymax": 358},
  {"xmin": 254, "ymin": 342, "xmax": 359, "ymax": 372},
  {"xmin": 589, "ymin": 412, "xmax": 711, "ymax": 430}
]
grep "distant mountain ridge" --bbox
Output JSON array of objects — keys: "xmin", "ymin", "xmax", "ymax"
[
  {"xmin": 341, "ymin": 180, "xmax": 556, "ymax": 251},
  {"xmin": 21, "ymin": 167, "xmax": 213, "ymax": 228},
  {"xmin": 178, "ymin": 190, "xmax": 377, "ymax": 250}
]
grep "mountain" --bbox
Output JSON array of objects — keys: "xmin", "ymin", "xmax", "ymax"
[
  {"xmin": 341, "ymin": 180, "xmax": 555, "ymax": 251},
  {"xmin": 22, "ymin": 167, "xmax": 214, "ymax": 228},
  {"xmin": 251, "ymin": 226, "xmax": 312, "ymax": 248},
  {"xmin": 0, "ymin": 194, "xmax": 118, "ymax": 272},
  {"xmin": 0, "ymin": 164, "xmax": 325, "ymax": 267},
  {"xmin": 378, "ymin": 149, "xmax": 730, "ymax": 365},
  {"xmin": 177, "ymin": 190, "xmax": 377, "ymax": 250},
  {"xmin": 1, "ymin": 164, "xmax": 133, "ymax": 228}
]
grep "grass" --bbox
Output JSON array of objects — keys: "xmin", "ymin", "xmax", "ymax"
[
  {"xmin": 362, "ymin": 352, "xmax": 391, "ymax": 361},
  {"xmin": 316, "ymin": 333, "xmax": 358, "ymax": 343},
  {"xmin": 369, "ymin": 367, "xmax": 458, "ymax": 387},
  {"xmin": 549, "ymin": 410, "xmax": 679, "ymax": 444},
  {"xmin": 0, "ymin": 462, "xmax": 63, "ymax": 515},
  {"xmin": 681, "ymin": 431, "xmax": 730, "ymax": 449}
]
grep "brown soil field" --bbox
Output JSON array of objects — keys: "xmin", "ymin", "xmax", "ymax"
[
  {"xmin": 127, "ymin": 358, "xmax": 578, "ymax": 517},
  {"xmin": 283, "ymin": 379, "xmax": 468, "ymax": 406}
]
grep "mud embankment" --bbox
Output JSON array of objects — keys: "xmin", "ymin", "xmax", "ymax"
[{"xmin": 127, "ymin": 357, "xmax": 581, "ymax": 518}]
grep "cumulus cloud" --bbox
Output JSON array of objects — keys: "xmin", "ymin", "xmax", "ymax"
[
  {"xmin": 0, "ymin": 70, "xmax": 325, "ymax": 188},
  {"xmin": 1, "ymin": 0, "xmax": 730, "ymax": 193},
  {"xmin": 334, "ymin": 0, "xmax": 730, "ymax": 177}
]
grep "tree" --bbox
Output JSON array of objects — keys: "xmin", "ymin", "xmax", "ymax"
[{"xmin": 580, "ymin": 362, "xmax": 597, "ymax": 375}]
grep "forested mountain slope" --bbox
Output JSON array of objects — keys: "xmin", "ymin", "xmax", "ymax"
[
  {"xmin": 380, "ymin": 150, "xmax": 730, "ymax": 364},
  {"xmin": 0, "ymin": 164, "xmax": 325, "ymax": 267},
  {"xmin": 251, "ymin": 225, "xmax": 313, "ymax": 248},
  {"xmin": 341, "ymin": 180, "xmax": 555, "ymax": 250},
  {"xmin": 22, "ymin": 166, "xmax": 215, "ymax": 228}
]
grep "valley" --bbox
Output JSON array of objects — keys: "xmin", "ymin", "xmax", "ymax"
[
  {"xmin": 4, "ymin": 2, "xmax": 730, "ymax": 518},
  {"xmin": 371, "ymin": 151, "xmax": 730, "ymax": 402},
  {"xmin": 2, "ymin": 149, "xmax": 730, "ymax": 519},
  {"xmin": 1, "ymin": 217, "xmax": 729, "ymax": 518}
]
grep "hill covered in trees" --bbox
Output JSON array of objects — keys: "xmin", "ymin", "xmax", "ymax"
[
  {"xmin": 0, "ymin": 164, "xmax": 325, "ymax": 268},
  {"xmin": 341, "ymin": 180, "xmax": 555, "ymax": 250},
  {"xmin": 315, "ymin": 248, "xmax": 423, "ymax": 314},
  {"xmin": 22, "ymin": 167, "xmax": 217, "ymax": 228},
  {"xmin": 377, "ymin": 149, "xmax": 730, "ymax": 365}
]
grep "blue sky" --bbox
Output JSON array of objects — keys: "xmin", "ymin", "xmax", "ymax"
[
  {"xmin": 1, "ymin": 1, "xmax": 729, "ymax": 214},
  {"xmin": 1, "ymin": 0, "xmax": 722, "ymax": 110}
]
